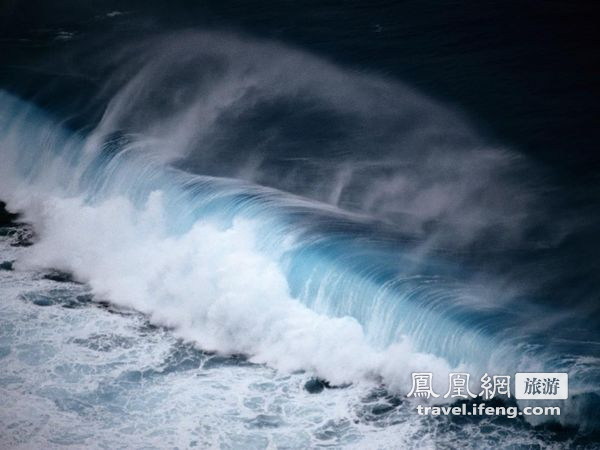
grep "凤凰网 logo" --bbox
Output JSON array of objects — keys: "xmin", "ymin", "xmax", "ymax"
[{"xmin": 407, "ymin": 372, "xmax": 568, "ymax": 400}]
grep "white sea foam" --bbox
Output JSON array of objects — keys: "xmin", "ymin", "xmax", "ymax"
[
  {"xmin": 0, "ymin": 232, "xmax": 568, "ymax": 448},
  {"xmin": 14, "ymin": 191, "xmax": 457, "ymax": 393}
]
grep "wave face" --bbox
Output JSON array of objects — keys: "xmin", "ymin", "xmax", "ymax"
[{"xmin": 0, "ymin": 31, "xmax": 599, "ymax": 432}]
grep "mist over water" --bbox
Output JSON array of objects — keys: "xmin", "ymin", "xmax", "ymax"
[
  {"xmin": 64, "ymin": 30, "xmax": 549, "ymax": 250},
  {"xmin": 0, "ymin": 2, "xmax": 599, "ymax": 447}
]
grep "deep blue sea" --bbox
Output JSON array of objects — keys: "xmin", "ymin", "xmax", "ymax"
[{"xmin": 0, "ymin": 1, "xmax": 599, "ymax": 448}]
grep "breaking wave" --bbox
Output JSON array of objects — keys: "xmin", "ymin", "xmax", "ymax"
[{"xmin": 0, "ymin": 31, "xmax": 598, "ymax": 430}]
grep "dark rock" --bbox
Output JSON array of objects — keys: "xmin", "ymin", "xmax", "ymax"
[
  {"xmin": 0, "ymin": 201, "xmax": 19, "ymax": 226},
  {"xmin": 0, "ymin": 261, "xmax": 14, "ymax": 271},
  {"xmin": 304, "ymin": 378, "xmax": 329, "ymax": 394},
  {"xmin": 304, "ymin": 377, "xmax": 351, "ymax": 394},
  {"xmin": 43, "ymin": 270, "xmax": 77, "ymax": 283}
]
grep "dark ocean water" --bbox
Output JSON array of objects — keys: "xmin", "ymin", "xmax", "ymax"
[
  {"xmin": 2, "ymin": 1, "xmax": 599, "ymax": 167},
  {"xmin": 0, "ymin": 1, "xmax": 599, "ymax": 448}
]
